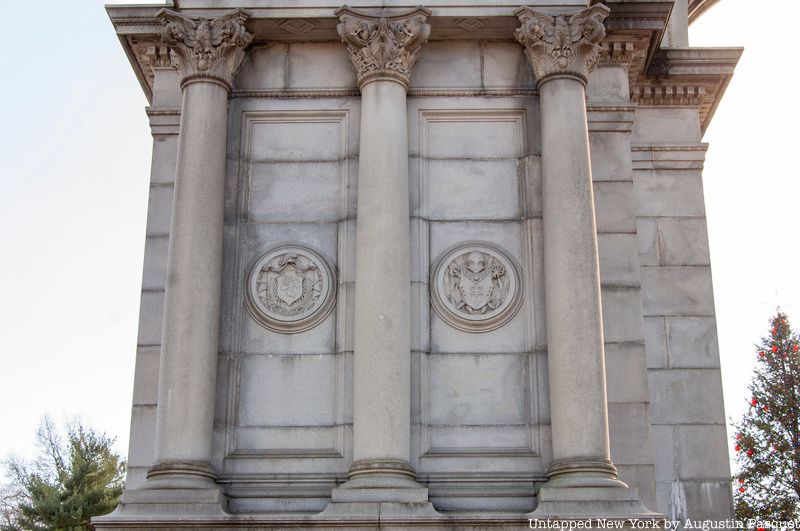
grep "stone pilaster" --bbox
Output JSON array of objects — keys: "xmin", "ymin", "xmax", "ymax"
[
  {"xmin": 144, "ymin": 6, "xmax": 251, "ymax": 504},
  {"xmin": 515, "ymin": 5, "xmax": 658, "ymax": 517},
  {"xmin": 328, "ymin": 6, "xmax": 432, "ymax": 506}
]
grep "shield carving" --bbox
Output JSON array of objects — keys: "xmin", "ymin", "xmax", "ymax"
[
  {"xmin": 459, "ymin": 273, "xmax": 494, "ymax": 311},
  {"xmin": 276, "ymin": 268, "xmax": 303, "ymax": 306}
]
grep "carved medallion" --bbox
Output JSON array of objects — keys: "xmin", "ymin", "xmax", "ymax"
[
  {"xmin": 246, "ymin": 244, "xmax": 336, "ymax": 334},
  {"xmin": 430, "ymin": 242, "xmax": 523, "ymax": 333}
]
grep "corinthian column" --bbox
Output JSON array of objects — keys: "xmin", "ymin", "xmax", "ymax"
[
  {"xmin": 332, "ymin": 6, "xmax": 430, "ymax": 502},
  {"xmin": 148, "ymin": 8, "xmax": 251, "ymax": 490},
  {"xmin": 515, "ymin": 4, "xmax": 623, "ymax": 490}
]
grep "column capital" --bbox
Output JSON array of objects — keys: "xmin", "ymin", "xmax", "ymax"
[
  {"xmin": 335, "ymin": 6, "xmax": 431, "ymax": 90},
  {"xmin": 156, "ymin": 8, "xmax": 253, "ymax": 92},
  {"xmin": 514, "ymin": 4, "xmax": 609, "ymax": 87}
]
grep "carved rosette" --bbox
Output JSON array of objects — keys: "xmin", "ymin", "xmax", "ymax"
[
  {"xmin": 245, "ymin": 244, "xmax": 337, "ymax": 334},
  {"xmin": 514, "ymin": 4, "xmax": 610, "ymax": 86},
  {"xmin": 430, "ymin": 242, "xmax": 523, "ymax": 333},
  {"xmin": 335, "ymin": 6, "xmax": 431, "ymax": 90},
  {"xmin": 156, "ymin": 8, "xmax": 253, "ymax": 90}
]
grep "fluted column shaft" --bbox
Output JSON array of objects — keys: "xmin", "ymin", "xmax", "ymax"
[
  {"xmin": 516, "ymin": 4, "xmax": 624, "ymax": 487},
  {"xmin": 336, "ymin": 6, "xmax": 430, "ymax": 488},
  {"xmin": 148, "ymin": 8, "xmax": 251, "ymax": 488}
]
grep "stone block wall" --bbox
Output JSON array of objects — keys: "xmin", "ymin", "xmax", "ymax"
[
  {"xmin": 121, "ymin": 35, "xmax": 731, "ymax": 519},
  {"xmin": 632, "ymin": 108, "xmax": 732, "ymax": 518}
]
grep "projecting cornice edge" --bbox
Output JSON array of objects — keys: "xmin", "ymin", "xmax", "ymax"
[
  {"xmin": 634, "ymin": 46, "xmax": 742, "ymax": 134},
  {"xmin": 106, "ymin": 1, "xmax": 672, "ymax": 103}
]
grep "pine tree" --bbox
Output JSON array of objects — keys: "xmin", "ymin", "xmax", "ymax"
[
  {"xmin": 0, "ymin": 417, "xmax": 125, "ymax": 531},
  {"xmin": 732, "ymin": 311, "xmax": 800, "ymax": 520}
]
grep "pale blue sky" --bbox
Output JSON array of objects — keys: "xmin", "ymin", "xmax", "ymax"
[{"xmin": 0, "ymin": 1, "xmax": 797, "ymax": 477}]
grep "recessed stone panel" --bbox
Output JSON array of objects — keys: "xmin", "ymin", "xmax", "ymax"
[
  {"xmin": 248, "ymin": 162, "xmax": 340, "ymax": 223},
  {"xmin": 239, "ymin": 354, "xmax": 336, "ymax": 427},
  {"xmin": 427, "ymin": 159, "xmax": 520, "ymax": 220},
  {"xmin": 425, "ymin": 114, "xmax": 523, "ymax": 159},
  {"xmin": 428, "ymin": 354, "xmax": 526, "ymax": 426},
  {"xmin": 249, "ymin": 118, "xmax": 343, "ymax": 162}
]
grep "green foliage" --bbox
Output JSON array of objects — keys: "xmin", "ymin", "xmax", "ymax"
[
  {"xmin": 732, "ymin": 311, "xmax": 800, "ymax": 520},
  {"xmin": 0, "ymin": 417, "xmax": 125, "ymax": 531}
]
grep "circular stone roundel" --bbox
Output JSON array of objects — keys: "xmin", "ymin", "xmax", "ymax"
[
  {"xmin": 430, "ymin": 241, "xmax": 523, "ymax": 333},
  {"xmin": 245, "ymin": 244, "xmax": 337, "ymax": 334}
]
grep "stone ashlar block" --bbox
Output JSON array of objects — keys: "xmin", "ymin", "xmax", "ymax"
[
  {"xmin": 411, "ymin": 41, "xmax": 481, "ymax": 88},
  {"xmin": 605, "ymin": 342, "xmax": 649, "ymax": 403},
  {"xmin": 137, "ymin": 290, "xmax": 164, "ymax": 346},
  {"xmin": 593, "ymin": 181, "xmax": 636, "ymax": 233},
  {"xmin": 427, "ymin": 158, "xmax": 520, "ymax": 221},
  {"xmin": 598, "ymin": 233, "xmax": 640, "ymax": 286},
  {"xmin": 648, "ymin": 369, "xmax": 725, "ymax": 424},
  {"xmin": 641, "ymin": 266, "xmax": 715, "ymax": 316},
  {"xmin": 657, "ymin": 217, "xmax": 711, "ymax": 266},
  {"xmin": 667, "ymin": 317, "xmax": 720, "ymax": 369},
  {"xmin": 287, "ymin": 42, "xmax": 356, "ymax": 89}
]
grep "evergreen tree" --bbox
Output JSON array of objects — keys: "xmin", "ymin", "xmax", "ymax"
[
  {"xmin": 732, "ymin": 311, "xmax": 800, "ymax": 520},
  {"xmin": 0, "ymin": 417, "xmax": 125, "ymax": 531}
]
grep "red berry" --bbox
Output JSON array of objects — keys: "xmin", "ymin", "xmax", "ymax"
[
  {"xmin": 772, "ymin": 327, "xmax": 777, "ymax": 334},
  {"xmin": 747, "ymin": 449, "xmax": 754, "ymax": 456},
  {"xmin": 752, "ymin": 398, "xmax": 758, "ymax": 405},
  {"xmin": 759, "ymin": 351, "xmax": 765, "ymax": 357},
  {"xmin": 772, "ymin": 345, "xmax": 778, "ymax": 353},
  {"xmin": 738, "ymin": 478, "xmax": 744, "ymax": 484},
  {"xmin": 794, "ymin": 345, "xmax": 798, "ymax": 352},
  {"xmin": 736, "ymin": 434, "xmax": 742, "ymax": 441},
  {"xmin": 735, "ymin": 444, "xmax": 741, "ymax": 451},
  {"xmin": 763, "ymin": 406, "xmax": 769, "ymax": 412},
  {"xmin": 739, "ymin": 487, "xmax": 745, "ymax": 493}
]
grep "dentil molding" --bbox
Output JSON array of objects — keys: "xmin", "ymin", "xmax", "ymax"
[
  {"xmin": 430, "ymin": 242, "xmax": 523, "ymax": 333},
  {"xmin": 245, "ymin": 244, "xmax": 337, "ymax": 334},
  {"xmin": 335, "ymin": 6, "xmax": 431, "ymax": 90},
  {"xmin": 156, "ymin": 8, "xmax": 253, "ymax": 90},
  {"xmin": 514, "ymin": 4, "xmax": 610, "ymax": 86}
]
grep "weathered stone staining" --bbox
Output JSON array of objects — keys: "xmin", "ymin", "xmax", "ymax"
[
  {"xmin": 430, "ymin": 242, "xmax": 523, "ymax": 332},
  {"xmin": 245, "ymin": 244, "xmax": 336, "ymax": 334},
  {"xmin": 100, "ymin": 0, "xmax": 740, "ymax": 528}
]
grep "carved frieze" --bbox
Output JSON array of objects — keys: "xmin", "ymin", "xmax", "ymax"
[
  {"xmin": 246, "ymin": 244, "xmax": 336, "ymax": 334},
  {"xmin": 430, "ymin": 242, "xmax": 523, "ymax": 333},
  {"xmin": 514, "ymin": 4, "xmax": 610, "ymax": 86},
  {"xmin": 335, "ymin": 6, "xmax": 431, "ymax": 89},
  {"xmin": 156, "ymin": 8, "xmax": 253, "ymax": 89}
]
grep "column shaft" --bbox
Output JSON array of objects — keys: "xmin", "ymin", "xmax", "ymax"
[
  {"xmin": 335, "ymin": 7, "xmax": 430, "ymax": 493},
  {"xmin": 539, "ymin": 77, "xmax": 613, "ymax": 474},
  {"xmin": 515, "ymin": 4, "xmax": 623, "ymax": 487},
  {"xmin": 154, "ymin": 81, "xmax": 229, "ymax": 470},
  {"xmin": 147, "ymin": 8, "xmax": 251, "ymax": 489},
  {"xmin": 352, "ymin": 79, "xmax": 412, "ymax": 468}
]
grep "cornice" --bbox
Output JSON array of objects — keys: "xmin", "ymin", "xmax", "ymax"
[
  {"xmin": 688, "ymin": 0, "xmax": 721, "ymax": 25},
  {"xmin": 106, "ymin": 2, "xmax": 680, "ymax": 105},
  {"xmin": 634, "ymin": 46, "xmax": 742, "ymax": 134}
]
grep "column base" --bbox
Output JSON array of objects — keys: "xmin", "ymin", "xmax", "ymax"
[
  {"xmin": 528, "ymin": 485, "xmax": 663, "ymax": 519},
  {"xmin": 93, "ymin": 461, "xmax": 228, "ymax": 526},
  {"xmin": 546, "ymin": 458, "xmax": 629, "ymax": 488},
  {"xmin": 322, "ymin": 458, "xmax": 436, "ymax": 514}
]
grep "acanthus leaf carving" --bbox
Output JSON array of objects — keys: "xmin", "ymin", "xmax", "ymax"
[
  {"xmin": 514, "ymin": 4, "xmax": 610, "ymax": 86},
  {"xmin": 336, "ymin": 6, "xmax": 431, "ymax": 89},
  {"xmin": 156, "ymin": 8, "xmax": 253, "ymax": 89}
]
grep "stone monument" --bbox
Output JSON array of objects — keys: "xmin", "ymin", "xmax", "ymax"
[{"xmin": 97, "ymin": 0, "xmax": 740, "ymax": 527}]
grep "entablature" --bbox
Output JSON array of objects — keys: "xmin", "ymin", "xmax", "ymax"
[{"xmin": 108, "ymin": 0, "xmax": 738, "ymax": 133}]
